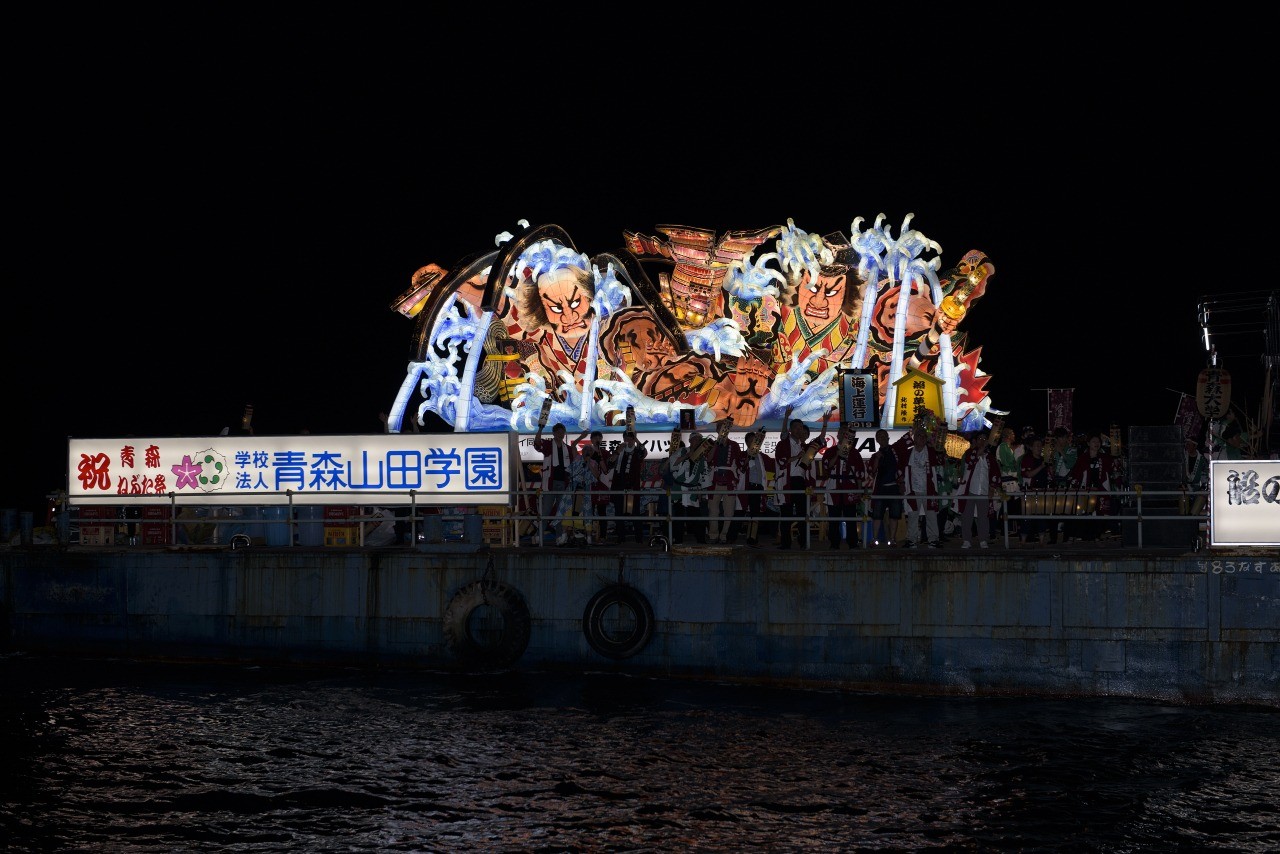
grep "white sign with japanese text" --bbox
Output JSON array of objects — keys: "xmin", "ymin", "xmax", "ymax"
[
  {"xmin": 1209, "ymin": 459, "xmax": 1280, "ymax": 547},
  {"xmin": 515, "ymin": 430, "xmax": 903, "ymax": 462},
  {"xmin": 67, "ymin": 434, "xmax": 516, "ymax": 507}
]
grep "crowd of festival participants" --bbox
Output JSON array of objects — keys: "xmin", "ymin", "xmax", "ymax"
[{"xmin": 527, "ymin": 405, "xmax": 1226, "ymax": 550}]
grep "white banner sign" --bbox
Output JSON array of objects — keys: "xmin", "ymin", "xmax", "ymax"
[
  {"xmin": 67, "ymin": 434, "xmax": 516, "ymax": 507},
  {"xmin": 517, "ymin": 429, "xmax": 902, "ymax": 463},
  {"xmin": 1209, "ymin": 459, "xmax": 1280, "ymax": 548}
]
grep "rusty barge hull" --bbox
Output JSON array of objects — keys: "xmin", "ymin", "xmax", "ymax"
[{"xmin": 2, "ymin": 544, "xmax": 1276, "ymax": 707}]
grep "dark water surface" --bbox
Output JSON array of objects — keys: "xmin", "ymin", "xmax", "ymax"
[{"xmin": 2, "ymin": 655, "xmax": 1277, "ymax": 853}]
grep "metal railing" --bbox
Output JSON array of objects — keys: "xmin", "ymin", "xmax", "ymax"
[
  {"xmin": 52, "ymin": 485, "xmax": 1211, "ymax": 550},
  {"xmin": 58, "ymin": 490, "xmax": 480, "ymax": 549},
  {"xmin": 998, "ymin": 486, "xmax": 1209, "ymax": 549},
  {"xmin": 511, "ymin": 484, "xmax": 1210, "ymax": 550}
]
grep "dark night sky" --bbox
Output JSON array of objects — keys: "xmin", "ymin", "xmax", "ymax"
[{"xmin": 7, "ymin": 41, "xmax": 1263, "ymax": 517}]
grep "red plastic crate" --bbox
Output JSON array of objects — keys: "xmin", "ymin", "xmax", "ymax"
[
  {"xmin": 141, "ymin": 523, "xmax": 171, "ymax": 545},
  {"xmin": 80, "ymin": 526, "xmax": 114, "ymax": 545},
  {"xmin": 78, "ymin": 505, "xmax": 117, "ymax": 544},
  {"xmin": 79, "ymin": 506, "xmax": 118, "ymax": 520},
  {"xmin": 324, "ymin": 506, "xmax": 356, "ymax": 527}
]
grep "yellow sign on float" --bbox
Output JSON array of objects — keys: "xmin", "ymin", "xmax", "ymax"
[{"xmin": 891, "ymin": 368, "xmax": 945, "ymax": 428}]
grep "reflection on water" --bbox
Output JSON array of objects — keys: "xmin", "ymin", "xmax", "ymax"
[{"xmin": 2, "ymin": 654, "xmax": 1277, "ymax": 852}]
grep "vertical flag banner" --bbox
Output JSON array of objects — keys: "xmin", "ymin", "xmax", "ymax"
[
  {"xmin": 1048, "ymin": 389, "xmax": 1073, "ymax": 433},
  {"xmin": 1173, "ymin": 394, "xmax": 1204, "ymax": 445}
]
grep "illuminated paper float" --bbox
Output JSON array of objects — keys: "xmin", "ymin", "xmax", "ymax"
[{"xmin": 386, "ymin": 217, "xmax": 1003, "ymax": 436}]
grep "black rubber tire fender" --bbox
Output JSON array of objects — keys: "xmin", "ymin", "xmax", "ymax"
[
  {"xmin": 582, "ymin": 583, "xmax": 655, "ymax": 660},
  {"xmin": 442, "ymin": 579, "xmax": 531, "ymax": 668}
]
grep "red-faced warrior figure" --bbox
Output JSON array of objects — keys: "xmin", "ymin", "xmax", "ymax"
[
  {"xmin": 641, "ymin": 353, "xmax": 720, "ymax": 412},
  {"xmin": 712, "ymin": 350, "xmax": 773, "ymax": 428},
  {"xmin": 600, "ymin": 305, "xmax": 680, "ymax": 384},
  {"xmin": 774, "ymin": 223, "xmax": 866, "ymax": 382}
]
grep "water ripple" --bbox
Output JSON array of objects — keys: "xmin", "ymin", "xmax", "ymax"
[{"xmin": 1, "ymin": 656, "xmax": 1276, "ymax": 852}]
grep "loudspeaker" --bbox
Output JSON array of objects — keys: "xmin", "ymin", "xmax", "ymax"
[
  {"xmin": 1124, "ymin": 425, "xmax": 1192, "ymax": 546},
  {"xmin": 1128, "ymin": 425, "xmax": 1183, "ymax": 445},
  {"xmin": 1126, "ymin": 426, "xmax": 1186, "ymax": 489},
  {"xmin": 1123, "ymin": 513, "xmax": 1198, "ymax": 548},
  {"xmin": 1128, "ymin": 443, "xmax": 1182, "ymax": 463},
  {"xmin": 1127, "ymin": 462, "xmax": 1182, "ymax": 488}
]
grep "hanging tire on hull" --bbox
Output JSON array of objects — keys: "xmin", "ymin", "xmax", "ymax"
[
  {"xmin": 582, "ymin": 584, "xmax": 654, "ymax": 660},
  {"xmin": 443, "ymin": 579, "xmax": 531, "ymax": 668}
]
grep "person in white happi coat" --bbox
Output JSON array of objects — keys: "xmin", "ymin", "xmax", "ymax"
[
  {"xmin": 533, "ymin": 421, "xmax": 578, "ymax": 542},
  {"xmin": 956, "ymin": 431, "xmax": 1000, "ymax": 549}
]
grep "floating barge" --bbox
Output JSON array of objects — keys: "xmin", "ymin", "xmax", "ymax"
[
  {"xmin": 3, "ymin": 539, "xmax": 1276, "ymax": 708},
  {"xmin": 17, "ymin": 218, "xmax": 1275, "ymax": 706}
]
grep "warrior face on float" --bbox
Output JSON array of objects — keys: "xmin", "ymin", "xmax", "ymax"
[
  {"xmin": 532, "ymin": 265, "xmax": 592, "ymax": 340},
  {"xmin": 601, "ymin": 306, "xmax": 678, "ymax": 378},
  {"xmin": 774, "ymin": 226, "xmax": 866, "ymax": 381},
  {"xmin": 715, "ymin": 352, "xmax": 772, "ymax": 427},
  {"xmin": 515, "ymin": 240, "xmax": 596, "ymax": 345},
  {"xmin": 642, "ymin": 350, "xmax": 772, "ymax": 429},
  {"xmin": 513, "ymin": 240, "xmax": 598, "ymax": 380},
  {"xmin": 643, "ymin": 355, "xmax": 716, "ymax": 408},
  {"xmin": 789, "ymin": 235, "xmax": 861, "ymax": 327}
]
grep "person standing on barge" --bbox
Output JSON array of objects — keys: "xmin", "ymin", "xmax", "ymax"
[
  {"xmin": 867, "ymin": 428, "xmax": 903, "ymax": 546},
  {"xmin": 1182, "ymin": 438, "xmax": 1210, "ymax": 517},
  {"xmin": 892, "ymin": 423, "xmax": 944, "ymax": 548},
  {"xmin": 821, "ymin": 423, "xmax": 866, "ymax": 550},
  {"xmin": 706, "ymin": 418, "xmax": 747, "ymax": 545},
  {"xmin": 955, "ymin": 430, "xmax": 1000, "ymax": 549},
  {"xmin": 1067, "ymin": 433, "xmax": 1120, "ymax": 541},
  {"xmin": 532, "ymin": 420, "xmax": 579, "ymax": 545},
  {"xmin": 1020, "ymin": 435, "xmax": 1051, "ymax": 545},
  {"xmin": 670, "ymin": 431, "xmax": 711, "ymax": 544},
  {"xmin": 773, "ymin": 406, "xmax": 831, "ymax": 550},
  {"xmin": 610, "ymin": 428, "xmax": 649, "ymax": 543},
  {"xmin": 741, "ymin": 429, "xmax": 774, "ymax": 546}
]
